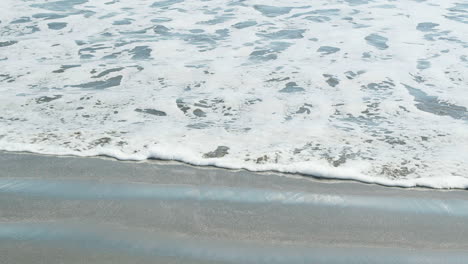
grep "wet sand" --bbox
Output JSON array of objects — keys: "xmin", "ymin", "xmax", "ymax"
[{"xmin": 1, "ymin": 151, "xmax": 467, "ymax": 263}]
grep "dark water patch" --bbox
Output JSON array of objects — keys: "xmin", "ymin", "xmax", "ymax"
[
  {"xmin": 92, "ymin": 67, "xmax": 124, "ymax": 78},
  {"xmin": 203, "ymin": 146, "xmax": 229, "ymax": 158},
  {"xmin": 35, "ymin": 95, "xmax": 62, "ymax": 104},
  {"xmin": 437, "ymin": 36, "xmax": 468, "ymax": 47},
  {"xmin": 53, "ymin": 65, "xmax": 80, "ymax": 73},
  {"xmin": 193, "ymin": 109, "xmax": 206, "ymax": 117},
  {"xmin": 279, "ymin": 82, "xmax": 305, "ymax": 93},
  {"xmin": 179, "ymin": 30, "xmax": 230, "ymax": 50},
  {"xmin": 153, "ymin": 25, "xmax": 170, "ymax": 34},
  {"xmin": 130, "ymin": 65, "xmax": 144, "ymax": 71},
  {"xmin": 447, "ymin": 3, "xmax": 468, "ymax": 12},
  {"xmin": 257, "ymin": 29, "xmax": 305, "ymax": 40},
  {"xmin": 183, "ymin": 33, "xmax": 216, "ymax": 46},
  {"xmin": 79, "ymin": 46, "xmax": 109, "ymax": 54},
  {"xmin": 135, "ymin": 108, "xmax": 167, "ymax": 116},
  {"xmin": 255, "ymin": 154, "xmax": 272, "ymax": 164},
  {"xmin": 102, "ymin": 52, "xmax": 121, "ymax": 60},
  {"xmin": 194, "ymin": 101, "xmax": 209, "ymax": 108},
  {"xmin": 253, "ymin": 5, "xmax": 292, "ymax": 17},
  {"xmin": 245, "ymin": 98, "xmax": 262, "ymax": 106},
  {"xmin": 249, "ymin": 42, "xmax": 292, "ymax": 62},
  {"xmin": 227, "ymin": 0, "xmax": 247, "ymax": 7},
  {"xmin": 344, "ymin": 70, "xmax": 365, "ymax": 79},
  {"xmin": 0, "ymin": 74, "xmax": 15, "ymax": 83},
  {"xmin": 176, "ymin": 99, "xmax": 190, "ymax": 114},
  {"xmin": 75, "ymin": 40, "xmax": 86, "ymax": 46},
  {"xmin": 417, "ymin": 60, "xmax": 431, "ymax": 70},
  {"xmin": 404, "ymin": 84, "xmax": 468, "ymax": 120},
  {"xmin": 203, "ymin": 10, "xmax": 218, "ymax": 15},
  {"xmin": 365, "ymin": 81, "xmax": 395, "ymax": 91},
  {"xmin": 70, "ymin": 76, "xmax": 123, "ymax": 89},
  {"xmin": 362, "ymin": 52, "xmax": 371, "ymax": 59},
  {"xmin": 80, "ymin": 54, "xmax": 94, "ymax": 59},
  {"xmin": 380, "ymin": 165, "xmax": 414, "ymax": 179},
  {"xmin": 47, "ymin": 22, "xmax": 67, "ymax": 30},
  {"xmin": 11, "ymin": 17, "xmax": 31, "ymax": 24},
  {"xmin": 151, "ymin": 17, "xmax": 172, "ymax": 23},
  {"xmin": 120, "ymin": 28, "xmax": 149, "ymax": 35},
  {"xmin": 373, "ymin": 4, "xmax": 396, "ymax": 9},
  {"xmin": 198, "ymin": 14, "xmax": 234, "ymax": 25},
  {"xmin": 290, "ymin": 9, "xmax": 340, "ymax": 18},
  {"xmin": 27, "ymin": 25, "xmax": 41, "ymax": 34},
  {"xmin": 232, "ymin": 21, "xmax": 257, "ymax": 29},
  {"xmin": 353, "ymin": 23, "xmax": 370, "ymax": 29},
  {"xmin": 345, "ymin": 0, "xmax": 370, "ymax": 6},
  {"xmin": 304, "ymin": 16, "xmax": 331, "ymax": 22},
  {"xmin": 113, "ymin": 19, "xmax": 133, "ymax": 25},
  {"xmin": 187, "ymin": 122, "xmax": 211, "ymax": 129},
  {"xmin": 151, "ymin": 0, "xmax": 184, "ymax": 8},
  {"xmin": 184, "ymin": 63, "xmax": 207, "ymax": 69},
  {"xmin": 416, "ymin": 22, "xmax": 439, "ymax": 32},
  {"xmin": 189, "ymin": 29, "xmax": 204, "ymax": 33},
  {"xmin": 215, "ymin": 28, "xmax": 229, "ymax": 38},
  {"xmin": 0, "ymin": 41, "xmax": 18, "ymax": 47},
  {"xmin": 365, "ymin": 34, "xmax": 388, "ymax": 50},
  {"xmin": 6, "ymin": 24, "xmax": 41, "ymax": 35},
  {"xmin": 5, "ymin": 77, "xmax": 15, "ymax": 83},
  {"xmin": 90, "ymin": 137, "xmax": 112, "ymax": 147},
  {"xmin": 296, "ymin": 104, "xmax": 313, "ymax": 114},
  {"xmin": 445, "ymin": 3, "xmax": 468, "ymax": 24},
  {"xmin": 32, "ymin": 13, "xmax": 68, "ymax": 20},
  {"xmin": 381, "ymin": 135, "xmax": 406, "ymax": 146},
  {"xmin": 270, "ymin": 41, "xmax": 292, "ymax": 51},
  {"xmin": 77, "ymin": 9, "xmax": 96, "ymax": 18},
  {"xmin": 31, "ymin": 0, "xmax": 88, "ymax": 11},
  {"xmin": 323, "ymin": 74, "xmax": 340, "ymax": 87},
  {"xmin": 98, "ymin": 12, "xmax": 117, "ymax": 19},
  {"xmin": 317, "ymin": 46, "xmax": 340, "ymax": 55},
  {"xmin": 326, "ymin": 151, "xmax": 355, "ymax": 167},
  {"xmin": 461, "ymin": 55, "xmax": 468, "ymax": 63},
  {"xmin": 130, "ymin": 46, "xmax": 152, "ymax": 60},
  {"xmin": 266, "ymin": 77, "xmax": 290, "ymax": 82},
  {"xmin": 410, "ymin": 73, "xmax": 425, "ymax": 83}
]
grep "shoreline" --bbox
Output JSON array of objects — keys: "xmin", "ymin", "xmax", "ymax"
[
  {"xmin": 2, "ymin": 149, "xmax": 467, "ymax": 190},
  {"xmin": 1, "ymin": 150, "xmax": 468, "ymax": 263}
]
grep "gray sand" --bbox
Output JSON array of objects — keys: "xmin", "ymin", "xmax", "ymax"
[{"xmin": 1, "ymin": 151, "xmax": 467, "ymax": 263}]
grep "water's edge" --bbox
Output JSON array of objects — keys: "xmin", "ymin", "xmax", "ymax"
[{"xmin": 1, "ymin": 149, "xmax": 467, "ymax": 190}]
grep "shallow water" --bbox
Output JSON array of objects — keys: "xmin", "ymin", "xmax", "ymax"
[{"xmin": 0, "ymin": 0, "xmax": 467, "ymax": 188}]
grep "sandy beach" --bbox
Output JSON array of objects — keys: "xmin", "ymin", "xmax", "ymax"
[{"xmin": 1, "ymin": 151, "xmax": 467, "ymax": 263}]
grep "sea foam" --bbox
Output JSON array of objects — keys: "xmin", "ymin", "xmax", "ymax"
[{"xmin": 0, "ymin": 0, "xmax": 467, "ymax": 188}]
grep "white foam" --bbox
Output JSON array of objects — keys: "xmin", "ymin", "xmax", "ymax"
[{"xmin": 0, "ymin": 0, "xmax": 467, "ymax": 188}]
